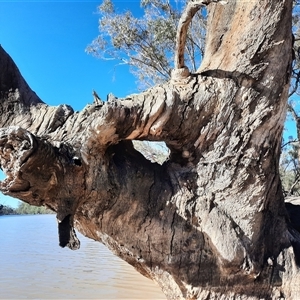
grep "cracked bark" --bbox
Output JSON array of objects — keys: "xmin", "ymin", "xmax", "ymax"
[{"xmin": 0, "ymin": 0, "xmax": 299, "ymax": 299}]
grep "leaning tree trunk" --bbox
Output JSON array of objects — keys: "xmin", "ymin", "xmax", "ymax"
[{"xmin": 0, "ymin": 0, "xmax": 299, "ymax": 299}]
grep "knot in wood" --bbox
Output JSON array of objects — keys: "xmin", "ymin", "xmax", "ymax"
[{"xmin": 171, "ymin": 67, "xmax": 191, "ymax": 85}]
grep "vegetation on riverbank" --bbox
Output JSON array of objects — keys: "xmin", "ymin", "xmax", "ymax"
[
  {"xmin": 0, "ymin": 204, "xmax": 15, "ymax": 215},
  {"xmin": 0, "ymin": 202, "xmax": 54, "ymax": 216}
]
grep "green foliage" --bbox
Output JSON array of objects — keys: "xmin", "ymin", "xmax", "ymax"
[
  {"xmin": 0, "ymin": 204, "xmax": 15, "ymax": 215},
  {"xmin": 0, "ymin": 202, "xmax": 54, "ymax": 216},
  {"xmin": 280, "ymin": 139, "xmax": 300, "ymax": 196},
  {"xmin": 15, "ymin": 202, "xmax": 54, "ymax": 215},
  {"xmin": 86, "ymin": 0, "xmax": 206, "ymax": 89},
  {"xmin": 282, "ymin": 3, "xmax": 300, "ymax": 196}
]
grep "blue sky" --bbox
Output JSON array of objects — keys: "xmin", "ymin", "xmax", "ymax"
[
  {"xmin": 0, "ymin": 0, "xmax": 298, "ymax": 208},
  {"xmin": 0, "ymin": 1, "xmax": 142, "ymax": 110}
]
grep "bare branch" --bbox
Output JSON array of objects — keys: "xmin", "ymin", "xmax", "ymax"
[
  {"xmin": 174, "ymin": 0, "xmax": 225, "ymax": 68},
  {"xmin": 173, "ymin": 0, "xmax": 226, "ymax": 82}
]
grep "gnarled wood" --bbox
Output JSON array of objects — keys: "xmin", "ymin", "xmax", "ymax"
[{"xmin": 0, "ymin": 0, "xmax": 299, "ymax": 299}]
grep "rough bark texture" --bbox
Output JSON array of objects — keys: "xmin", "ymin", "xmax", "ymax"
[{"xmin": 0, "ymin": 0, "xmax": 299, "ymax": 299}]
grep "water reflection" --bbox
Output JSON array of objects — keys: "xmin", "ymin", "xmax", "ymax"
[{"xmin": 0, "ymin": 215, "xmax": 165, "ymax": 299}]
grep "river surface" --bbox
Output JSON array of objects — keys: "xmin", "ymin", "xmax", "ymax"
[{"xmin": 0, "ymin": 215, "xmax": 166, "ymax": 299}]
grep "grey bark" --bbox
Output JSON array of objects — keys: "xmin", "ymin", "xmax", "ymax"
[{"xmin": 0, "ymin": 0, "xmax": 299, "ymax": 299}]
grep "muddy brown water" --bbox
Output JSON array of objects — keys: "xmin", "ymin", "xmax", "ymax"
[{"xmin": 0, "ymin": 214, "xmax": 166, "ymax": 299}]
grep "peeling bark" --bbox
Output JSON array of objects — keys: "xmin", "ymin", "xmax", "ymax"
[{"xmin": 0, "ymin": 0, "xmax": 299, "ymax": 299}]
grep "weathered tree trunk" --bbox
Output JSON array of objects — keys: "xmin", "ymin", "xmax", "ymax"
[{"xmin": 0, "ymin": 0, "xmax": 299, "ymax": 299}]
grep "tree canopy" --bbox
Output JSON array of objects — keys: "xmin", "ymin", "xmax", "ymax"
[{"xmin": 86, "ymin": 0, "xmax": 206, "ymax": 89}]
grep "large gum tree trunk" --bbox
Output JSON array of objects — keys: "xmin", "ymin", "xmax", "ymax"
[{"xmin": 0, "ymin": 0, "xmax": 299, "ymax": 299}]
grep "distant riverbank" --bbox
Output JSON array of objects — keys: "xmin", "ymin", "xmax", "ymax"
[{"xmin": 0, "ymin": 202, "xmax": 54, "ymax": 216}]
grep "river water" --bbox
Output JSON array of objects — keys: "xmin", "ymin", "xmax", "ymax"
[{"xmin": 0, "ymin": 215, "xmax": 166, "ymax": 299}]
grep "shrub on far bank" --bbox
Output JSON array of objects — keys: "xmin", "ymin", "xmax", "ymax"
[
  {"xmin": 15, "ymin": 202, "xmax": 54, "ymax": 215},
  {"xmin": 0, "ymin": 204, "xmax": 15, "ymax": 215},
  {"xmin": 0, "ymin": 202, "xmax": 54, "ymax": 215}
]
